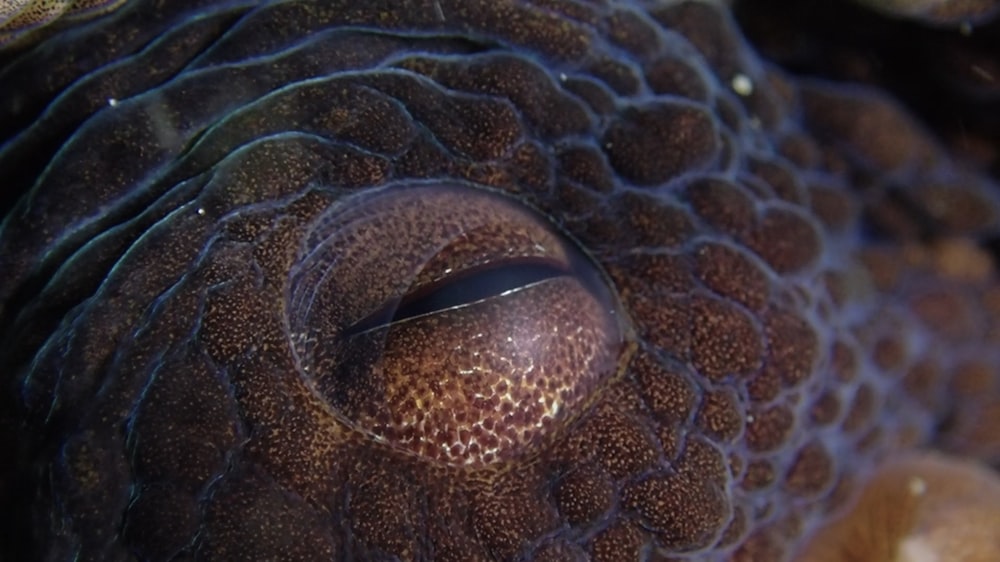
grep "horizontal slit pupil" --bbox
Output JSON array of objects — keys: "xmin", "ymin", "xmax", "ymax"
[
  {"xmin": 345, "ymin": 259, "xmax": 569, "ymax": 337},
  {"xmin": 396, "ymin": 261, "xmax": 567, "ymax": 320}
]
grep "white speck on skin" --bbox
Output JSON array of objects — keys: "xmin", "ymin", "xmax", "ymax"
[
  {"xmin": 731, "ymin": 73, "xmax": 754, "ymax": 96},
  {"xmin": 108, "ymin": 98, "xmax": 118, "ymax": 107},
  {"xmin": 908, "ymin": 476, "xmax": 927, "ymax": 496},
  {"xmin": 197, "ymin": 207, "xmax": 206, "ymax": 215},
  {"xmin": 898, "ymin": 535, "xmax": 941, "ymax": 562}
]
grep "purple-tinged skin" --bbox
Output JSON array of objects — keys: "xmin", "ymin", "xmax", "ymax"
[{"xmin": 1, "ymin": 1, "xmax": 999, "ymax": 560}]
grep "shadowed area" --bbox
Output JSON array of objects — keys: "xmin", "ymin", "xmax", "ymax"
[
  {"xmin": 852, "ymin": 0, "xmax": 1000, "ymax": 24},
  {"xmin": 735, "ymin": 0, "xmax": 1000, "ymax": 179},
  {"xmin": 858, "ymin": 0, "xmax": 1000, "ymax": 25},
  {"xmin": 1, "ymin": 1, "xmax": 1000, "ymax": 561}
]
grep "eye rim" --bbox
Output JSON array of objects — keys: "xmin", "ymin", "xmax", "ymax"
[{"xmin": 283, "ymin": 180, "xmax": 635, "ymax": 467}]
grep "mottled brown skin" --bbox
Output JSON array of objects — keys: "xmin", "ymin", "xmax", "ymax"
[{"xmin": 1, "ymin": 1, "xmax": 1000, "ymax": 561}]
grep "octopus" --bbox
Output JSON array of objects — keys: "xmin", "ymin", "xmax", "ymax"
[{"xmin": 1, "ymin": 1, "xmax": 1000, "ymax": 560}]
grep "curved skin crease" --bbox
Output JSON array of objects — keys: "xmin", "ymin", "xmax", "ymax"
[{"xmin": 1, "ymin": 1, "xmax": 1000, "ymax": 561}]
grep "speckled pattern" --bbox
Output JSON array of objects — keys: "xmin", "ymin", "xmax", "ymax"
[
  {"xmin": 0, "ymin": 0, "xmax": 126, "ymax": 47},
  {"xmin": 1, "ymin": 1, "xmax": 999, "ymax": 561}
]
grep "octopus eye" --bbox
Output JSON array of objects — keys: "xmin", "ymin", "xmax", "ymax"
[{"xmin": 286, "ymin": 184, "xmax": 624, "ymax": 467}]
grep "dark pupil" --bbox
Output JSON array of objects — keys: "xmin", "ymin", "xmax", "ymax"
[{"xmin": 345, "ymin": 258, "xmax": 570, "ymax": 337}]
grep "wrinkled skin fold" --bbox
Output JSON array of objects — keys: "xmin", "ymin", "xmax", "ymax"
[{"xmin": 2, "ymin": 1, "xmax": 1000, "ymax": 561}]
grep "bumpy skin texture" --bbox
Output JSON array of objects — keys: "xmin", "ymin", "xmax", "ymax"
[{"xmin": 2, "ymin": 1, "xmax": 1000, "ymax": 561}]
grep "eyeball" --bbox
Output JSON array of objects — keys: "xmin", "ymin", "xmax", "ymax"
[{"xmin": 286, "ymin": 183, "xmax": 625, "ymax": 467}]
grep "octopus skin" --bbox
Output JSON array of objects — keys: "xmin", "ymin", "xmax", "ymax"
[{"xmin": 1, "ymin": 1, "xmax": 1000, "ymax": 561}]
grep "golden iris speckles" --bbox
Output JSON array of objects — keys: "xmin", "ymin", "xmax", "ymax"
[{"xmin": 283, "ymin": 184, "xmax": 625, "ymax": 467}]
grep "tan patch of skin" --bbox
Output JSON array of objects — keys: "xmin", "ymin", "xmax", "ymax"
[
  {"xmin": 796, "ymin": 451, "xmax": 1000, "ymax": 562},
  {"xmin": 0, "ymin": 0, "xmax": 125, "ymax": 47},
  {"xmin": 902, "ymin": 238, "xmax": 995, "ymax": 283}
]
